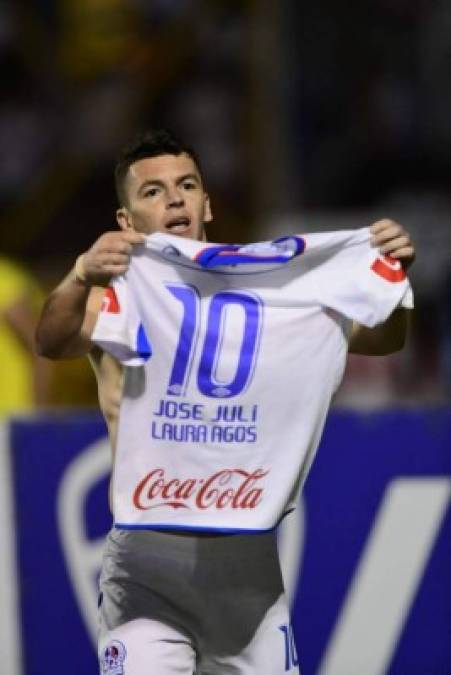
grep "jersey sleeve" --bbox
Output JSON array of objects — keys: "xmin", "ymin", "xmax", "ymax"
[
  {"xmin": 306, "ymin": 228, "xmax": 414, "ymax": 327},
  {"xmin": 91, "ymin": 276, "xmax": 151, "ymax": 366}
]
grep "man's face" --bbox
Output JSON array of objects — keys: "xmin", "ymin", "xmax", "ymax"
[{"xmin": 117, "ymin": 153, "xmax": 212, "ymax": 241}]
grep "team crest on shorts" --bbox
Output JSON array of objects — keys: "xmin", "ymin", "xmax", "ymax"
[{"xmin": 100, "ymin": 640, "xmax": 127, "ymax": 675}]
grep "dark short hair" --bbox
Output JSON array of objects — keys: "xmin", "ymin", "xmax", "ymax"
[{"xmin": 114, "ymin": 129, "xmax": 202, "ymax": 206}]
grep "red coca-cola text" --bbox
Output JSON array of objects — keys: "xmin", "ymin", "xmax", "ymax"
[{"xmin": 133, "ymin": 468, "xmax": 268, "ymax": 511}]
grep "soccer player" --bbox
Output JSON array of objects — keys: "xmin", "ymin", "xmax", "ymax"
[{"xmin": 36, "ymin": 129, "xmax": 415, "ymax": 675}]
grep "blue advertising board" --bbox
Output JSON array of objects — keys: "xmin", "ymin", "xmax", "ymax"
[
  {"xmin": 5, "ymin": 409, "xmax": 451, "ymax": 675},
  {"xmin": 10, "ymin": 414, "xmax": 110, "ymax": 675},
  {"xmin": 292, "ymin": 409, "xmax": 451, "ymax": 675}
]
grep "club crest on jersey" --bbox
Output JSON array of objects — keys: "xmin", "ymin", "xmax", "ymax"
[
  {"xmin": 100, "ymin": 640, "xmax": 127, "ymax": 675},
  {"xmin": 102, "ymin": 287, "xmax": 121, "ymax": 313},
  {"xmin": 371, "ymin": 255, "xmax": 406, "ymax": 282}
]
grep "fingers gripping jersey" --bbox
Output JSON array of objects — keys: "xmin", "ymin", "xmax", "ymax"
[{"xmin": 92, "ymin": 228, "xmax": 413, "ymax": 532}]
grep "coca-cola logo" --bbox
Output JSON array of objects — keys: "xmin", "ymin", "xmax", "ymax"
[{"xmin": 133, "ymin": 468, "xmax": 268, "ymax": 511}]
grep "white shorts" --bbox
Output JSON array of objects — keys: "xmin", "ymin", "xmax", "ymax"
[{"xmin": 98, "ymin": 528, "xmax": 300, "ymax": 674}]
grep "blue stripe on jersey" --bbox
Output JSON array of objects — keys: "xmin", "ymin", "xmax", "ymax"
[
  {"xmin": 194, "ymin": 237, "xmax": 305, "ymax": 269},
  {"xmin": 202, "ymin": 254, "xmax": 295, "ymax": 268},
  {"xmin": 114, "ymin": 508, "xmax": 294, "ymax": 534},
  {"xmin": 114, "ymin": 522, "xmax": 279, "ymax": 534},
  {"xmin": 136, "ymin": 323, "xmax": 152, "ymax": 361}
]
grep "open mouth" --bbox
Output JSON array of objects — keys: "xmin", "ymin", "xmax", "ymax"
[{"xmin": 165, "ymin": 217, "xmax": 191, "ymax": 233}]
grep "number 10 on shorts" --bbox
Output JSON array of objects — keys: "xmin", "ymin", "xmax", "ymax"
[{"xmin": 279, "ymin": 623, "xmax": 299, "ymax": 671}]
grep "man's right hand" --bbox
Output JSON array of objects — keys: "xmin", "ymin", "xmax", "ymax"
[{"xmin": 78, "ymin": 230, "xmax": 146, "ymax": 286}]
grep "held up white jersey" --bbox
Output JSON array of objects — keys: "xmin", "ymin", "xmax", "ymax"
[{"xmin": 92, "ymin": 228, "xmax": 413, "ymax": 533}]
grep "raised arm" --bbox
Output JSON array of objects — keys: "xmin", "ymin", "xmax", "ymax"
[
  {"xmin": 349, "ymin": 219, "xmax": 415, "ymax": 355},
  {"xmin": 35, "ymin": 230, "xmax": 145, "ymax": 359}
]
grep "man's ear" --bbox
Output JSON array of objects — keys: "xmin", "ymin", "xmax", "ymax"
[
  {"xmin": 116, "ymin": 207, "xmax": 133, "ymax": 231},
  {"xmin": 204, "ymin": 194, "xmax": 213, "ymax": 223}
]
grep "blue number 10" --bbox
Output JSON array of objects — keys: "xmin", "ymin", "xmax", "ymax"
[{"xmin": 166, "ymin": 283, "xmax": 262, "ymax": 398}]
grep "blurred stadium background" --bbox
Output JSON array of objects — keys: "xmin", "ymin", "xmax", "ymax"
[{"xmin": 0, "ymin": 2, "xmax": 450, "ymax": 674}]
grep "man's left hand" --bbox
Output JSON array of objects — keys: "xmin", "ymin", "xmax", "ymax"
[{"xmin": 370, "ymin": 219, "xmax": 416, "ymax": 270}]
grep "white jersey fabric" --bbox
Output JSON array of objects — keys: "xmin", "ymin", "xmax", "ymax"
[{"xmin": 92, "ymin": 228, "xmax": 413, "ymax": 533}]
